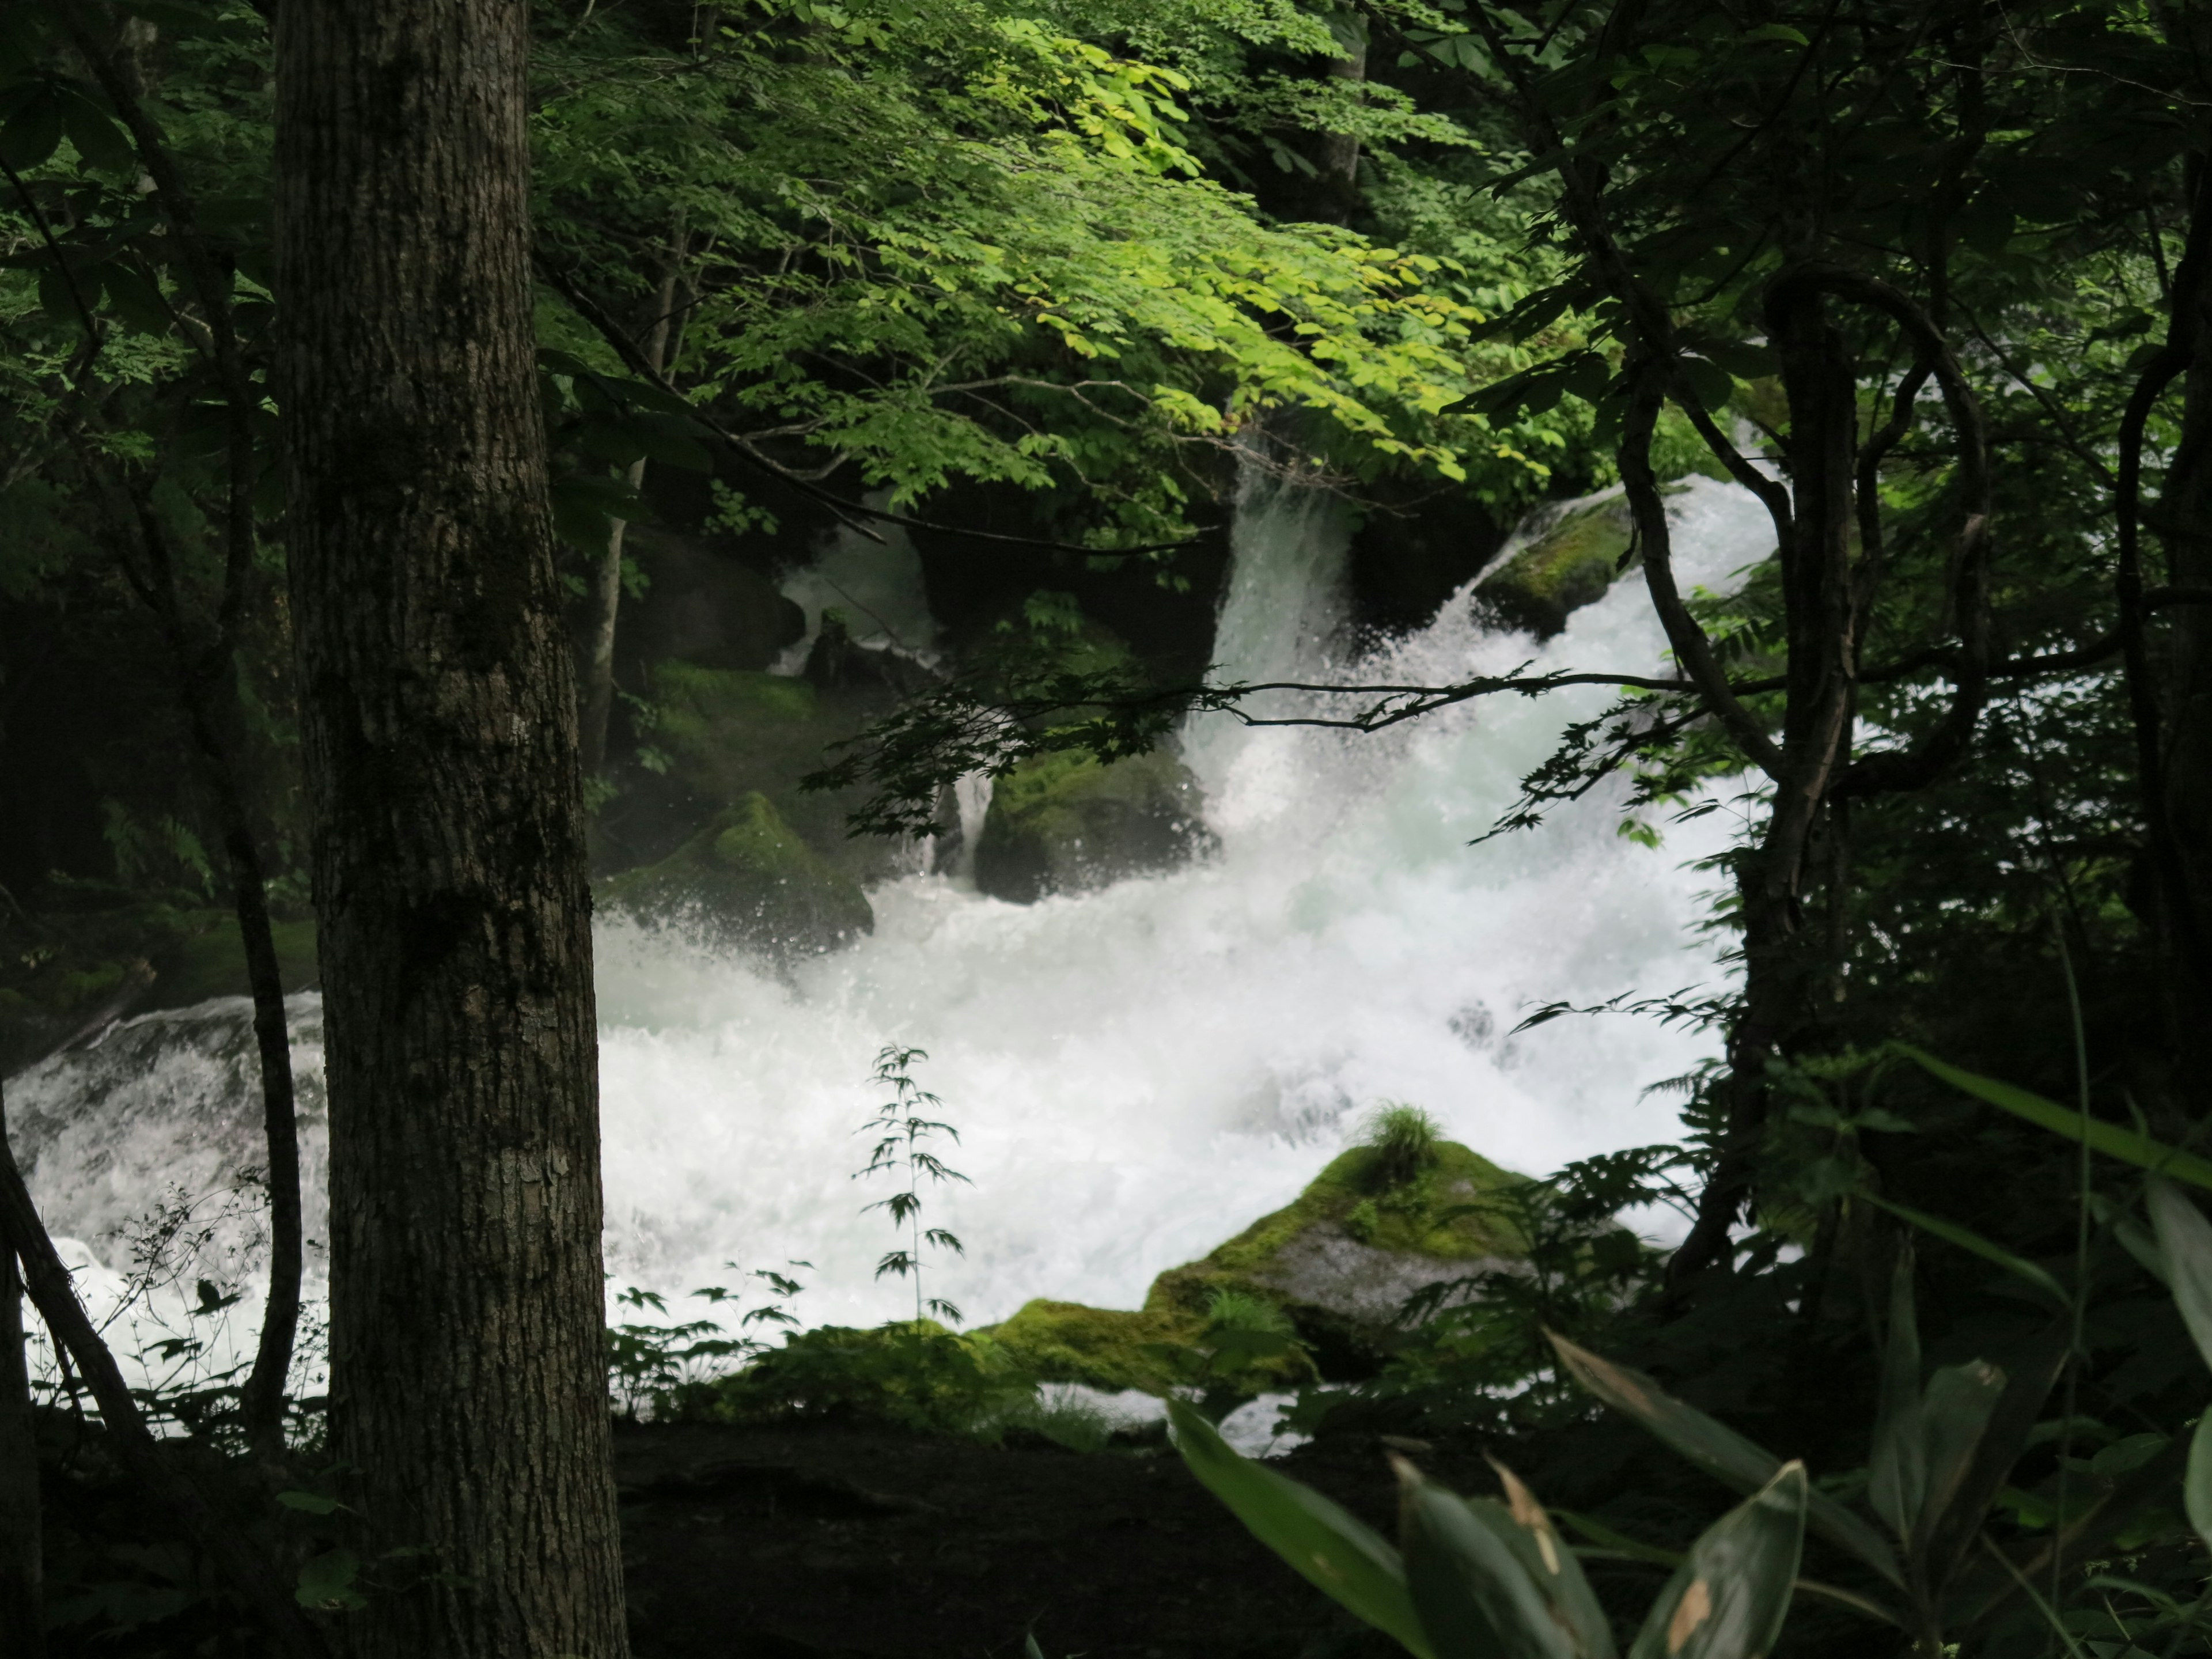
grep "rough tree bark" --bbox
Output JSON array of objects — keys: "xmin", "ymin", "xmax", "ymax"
[{"xmin": 273, "ymin": 3, "xmax": 632, "ymax": 1656}]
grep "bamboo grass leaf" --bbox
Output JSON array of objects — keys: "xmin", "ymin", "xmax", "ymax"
[
  {"xmin": 1867, "ymin": 1249, "xmax": 1925, "ymax": 1541},
  {"xmin": 1548, "ymin": 1335, "xmax": 1902, "ymax": 1587},
  {"xmin": 2148, "ymin": 1180, "xmax": 2212, "ymax": 1373},
  {"xmin": 1168, "ymin": 1399, "xmax": 1433, "ymax": 1658},
  {"xmin": 1859, "ymin": 1194, "xmax": 2071, "ymax": 1309},
  {"xmin": 1627, "ymin": 1464, "xmax": 1807, "ymax": 1659},
  {"xmin": 1900, "ymin": 1048, "xmax": 2212, "ymax": 1190}
]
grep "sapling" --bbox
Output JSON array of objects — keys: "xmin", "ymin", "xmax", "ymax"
[
  {"xmin": 854, "ymin": 1052, "xmax": 968, "ymax": 1327},
  {"xmin": 855, "ymin": 1046, "xmax": 970, "ymax": 1325}
]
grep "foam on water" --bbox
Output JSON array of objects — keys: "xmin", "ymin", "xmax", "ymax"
[{"xmin": 7, "ymin": 475, "xmax": 1774, "ymax": 1378}]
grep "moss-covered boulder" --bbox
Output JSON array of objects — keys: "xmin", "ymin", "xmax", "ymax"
[
  {"xmin": 985, "ymin": 1299, "xmax": 1199, "ymax": 1395},
  {"xmin": 1475, "ymin": 492, "xmax": 1637, "ymax": 639},
  {"xmin": 597, "ymin": 792, "xmax": 873, "ymax": 961},
  {"xmin": 147, "ymin": 916, "xmax": 320, "ymax": 1012},
  {"xmin": 1146, "ymin": 1138, "xmax": 1521, "ymax": 1340},
  {"xmin": 980, "ymin": 1129, "xmax": 1524, "ymax": 1391},
  {"xmin": 601, "ymin": 658, "xmax": 915, "ymax": 889},
  {"xmin": 974, "ymin": 748, "xmax": 1212, "ymax": 903}
]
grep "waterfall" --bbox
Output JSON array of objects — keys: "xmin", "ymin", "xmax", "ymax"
[{"xmin": 7, "ymin": 476, "xmax": 1776, "ymax": 1376}]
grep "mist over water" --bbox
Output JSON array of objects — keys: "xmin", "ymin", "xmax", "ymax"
[{"xmin": 8, "ymin": 475, "xmax": 1774, "ymax": 1373}]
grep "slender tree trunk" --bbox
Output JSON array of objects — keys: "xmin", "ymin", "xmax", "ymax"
[
  {"xmin": 138, "ymin": 516, "xmax": 304, "ymax": 1464},
  {"xmin": 2160, "ymin": 169, "xmax": 2212, "ymax": 1006},
  {"xmin": 213, "ymin": 784, "xmax": 303, "ymax": 1464},
  {"xmin": 0, "ymin": 1217, "xmax": 41, "ymax": 1659},
  {"xmin": 274, "ymin": 3, "xmax": 631, "ymax": 1656},
  {"xmin": 577, "ymin": 264, "xmax": 681, "ymax": 781},
  {"xmin": 0, "ymin": 1079, "xmax": 323, "ymax": 1655}
]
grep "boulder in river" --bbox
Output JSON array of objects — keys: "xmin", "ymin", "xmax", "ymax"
[
  {"xmin": 1474, "ymin": 490, "xmax": 1637, "ymax": 639},
  {"xmin": 598, "ymin": 792, "xmax": 874, "ymax": 962},
  {"xmin": 983, "ymin": 1118, "xmax": 1524, "ymax": 1390},
  {"xmin": 973, "ymin": 749, "xmax": 1213, "ymax": 904}
]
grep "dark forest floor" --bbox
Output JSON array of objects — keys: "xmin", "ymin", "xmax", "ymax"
[{"xmin": 612, "ymin": 1421, "xmax": 1434, "ymax": 1659}]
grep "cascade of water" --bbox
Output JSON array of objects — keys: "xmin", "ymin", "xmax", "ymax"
[{"xmin": 7, "ymin": 475, "xmax": 1775, "ymax": 1374}]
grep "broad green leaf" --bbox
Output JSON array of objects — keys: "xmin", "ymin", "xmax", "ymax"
[
  {"xmin": 294, "ymin": 1547, "xmax": 365, "ymax": 1611},
  {"xmin": 1915, "ymin": 1361, "xmax": 2006, "ymax": 1547},
  {"xmin": 1860, "ymin": 1194, "xmax": 2070, "ymax": 1308},
  {"xmin": 1481, "ymin": 1459, "xmax": 1616, "ymax": 1658},
  {"xmin": 1550, "ymin": 1335, "xmax": 1902, "ymax": 1587},
  {"xmin": 1398, "ymin": 1470, "xmax": 1581, "ymax": 1659},
  {"xmin": 1168, "ymin": 1399, "xmax": 1432, "ymax": 1658},
  {"xmin": 1628, "ymin": 1464, "xmax": 1807, "ymax": 1659},
  {"xmin": 1675, "ymin": 355, "xmax": 1734, "ymax": 413},
  {"xmin": 1901, "ymin": 1049, "xmax": 2212, "ymax": 1191},
  {"xmin": 2147, "ymin": 1180, "xmax": 2212, "ymax": 1373},
  {"xmin": 275, "ymin": 1489, "xmax": 344, "ymax": 1515},
  {"xmin": 2187, "ymin": 1413, "xmax": 2212, "ymax": 1551},
  {"xmin": 1866, "ymin": 1249, "xmax": 1925, "ymax": 1541}
]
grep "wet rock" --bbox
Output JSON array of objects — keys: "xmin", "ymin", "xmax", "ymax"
[
  {"xmin": 597, "ymin": 793, "xmax": 873, "ymax": 962},
  {"xmin": 1474, "ymin": 490, "xmax": 1637, "ymax": 639},
  {"xmin": 1144, "ymin": 1138, "xmax": 1521, "ymax": 1372},
  {"xmin": 1347, "ymin": 485, "xmax": 1510, "ymax": 636},
  {"xmin": 980, "ymin": 1137, "xmax": 1527, "ymax": 1390},
  {"xmin": 972, "ymin": 749, "xmax": 1212, "ymax": 904},
  {"xmin": 616, "ymin": 525, "xmax": 806, "ymax": 672}
]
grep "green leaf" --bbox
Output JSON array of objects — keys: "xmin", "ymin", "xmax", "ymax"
[
  {"xmin": 1168, "ymin": 1399, "xmax": 1432, "ymax": 1658},
  {"xmin": 1866, "ymin": 1249, "xmax": 1925, "ymax": 1541},
  {"xmin": 58, "ymin": 88, "xmax": 134, "ymax": 173},
  {"xmin": 99, "ymin": 263, "xmax": 172, "ymax": 335},
  {"xmin": 2186, "ymin": 1414, "xmax": 2212, "ymax": 1551},
  {"xmin": 2148, "ymin": 1179, "xmax": 2212, "ymax": 1373},
  {"xmin": 276, "ymin": 1489, "xmax": 344, "ymax": 1515},
  {"xmin": 294, "ymin": 1547, "xmax": 366, "ymax": 1610},
  {"xmin": 1398, "ymin": 1468, "xmax": 1585, "ymax": 1659},
  {"xmin": 0, "ymin": 89, "xmax": 64, "ymax": 171},
  {"xmin": 1549, "ymin": 1335, "xmax": 1902, "ymax": 1587},
  {"xmin": 1674, "ymin": 355, "xmax": 1734, "ymax": 413},
  {"xmin": 1628, "ymin": 1464, "xmax": 1806, "ymax": 1659},
  {"xmin": 1915, "ymin": 1361, "xmax": 2007, "ymax": 1546},
  {"xmin": 1901, "ymin": 1048, "xmax": 2212, "ymax": 1191},
  {"xmin": 1859, "ymin": 1193, "xmax": 2071, "ymax": 1308}
]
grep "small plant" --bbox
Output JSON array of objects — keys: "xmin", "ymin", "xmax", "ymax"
[
  {"xmin": 604, "ymin": 1266, "xmax": 806, "ymax": 1421},
  {"xmin": 855, "ymin": 1044, "xmax": 970, "ymax": 1325},
  {"xmin": 1171, "ymin": 1396, "xmax": 1808, "ymax": 1659},
  {"xmin": 1362, "ymin": 1103, "xmax": 1442, "ymax": 1188}
]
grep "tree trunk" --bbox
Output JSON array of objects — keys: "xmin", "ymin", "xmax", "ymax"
[
  {"xmin": 272, "ymin": 3, "xmax": 631, "ymax": 1656},
  {"xmin": 0, "ymin": 1220, "xmax": 41, "ymax": 1659},
  {"xmin": 577, "ymin": 264, "xmax": 681, "ymax": 782},
  {"xmin": 0, "ymin": 1078, "xmax": 322, "ymax": 1654},
  {"xmin": 2160, "ymin": 165, "xmax": 2212, "ymax": 1005}
]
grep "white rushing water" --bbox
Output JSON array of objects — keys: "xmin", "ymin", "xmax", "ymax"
[{"xmin": 7, "ymin": 475, "xmax": 1774, "ymax": 1381}]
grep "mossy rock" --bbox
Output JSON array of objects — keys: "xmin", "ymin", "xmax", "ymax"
[
  {"xmin": 147, "ymin": 917, "xmax": 320, "ymax": 1012},
  {"xmin": 974, "ymin": 748, "xmax": 1213, "ymax": 904},
  {"xmin": 983, "ymin": 1298, "xmax": 1201, "ymax": 1394},
  {"xmin": 1475, "ymin": 493, "xmax": 1637, "ymax": 639},
  {"xmin": 1146, "ymin": 1139, "xmax": 1523, "ymax": 1367},
  {"xmin": 598, "ymin": 791, "xmax": 873, "ymax": 961},
  {"xmin": 608, "ymin": 659, "xmax": 910, "ymax": 888},
  {"xmin": 982, "ymin": 1139, "xmax": 1525, "ymax": 1391}
]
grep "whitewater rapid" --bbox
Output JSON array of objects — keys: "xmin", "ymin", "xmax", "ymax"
[{"xmin": 7, "ymin": 475, "xmax": 1773, "ymax": 1381}]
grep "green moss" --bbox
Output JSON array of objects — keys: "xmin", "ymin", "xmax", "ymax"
[
  {"xmin": 983, "ymin": 1298, "xmax": 1200, "ymax": 1393},
  {"xmin": 150, "ymin": 917, "xmax": 320, "ymax": 1010},
  {"xmin": 649, "ymin": 661, "xmax": 820, "ymax": 756},
  {"xmin": 974, "ymin": 748, "xmax": 1210, "ymax": 903},
  {"xmin": 599, "ymin": 791, "xmax": 873, "ymax": 960},
  {"xmin": 1145, "ymin": 1139, "xmax": 1522, "ymax": 1320},
  {"xmin": 1477, "ymin": 495, "xmax": 1635, "ymax": 638}
]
